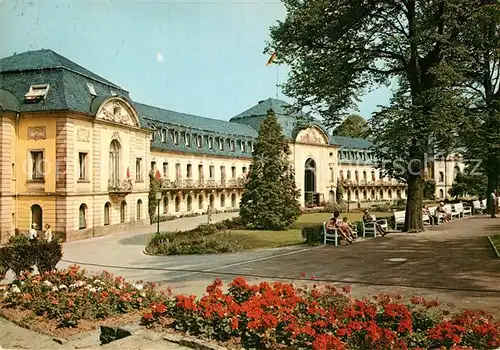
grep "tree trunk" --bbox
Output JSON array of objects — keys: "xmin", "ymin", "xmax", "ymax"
[{"xmin": 403, "ymin": 173, "xmax": 424, "ymax": 232}]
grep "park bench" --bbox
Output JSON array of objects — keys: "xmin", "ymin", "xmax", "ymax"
[
  {"xmin": 362, "ymin": 216, "xmax": 388, "ymax": 237},
  {"xmin": 453, "ymin": 202, "xmax": 471, "ymax": 218},
  {"xmin": 429, "ymin": 206, "xmax": 444, "ymax": 223},
  {"xmin": 322, "ymin": 222, "xmax": 338, "ymax": 246},
  {"xmin": 472, "ymin": 200, "xmax": 484, "ymax": 214},
  {"xmin": 394, "ymin": 211, "xmax": 406, "ymax": 230},
  {"xmin": 450, "ymin": 204, "xmax": 462, "ymax": 219},
  {"xmin": 443, "ymin": 204, "xmax": 459, "ymax": 220}
]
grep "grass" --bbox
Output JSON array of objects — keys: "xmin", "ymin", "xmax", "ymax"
[{"xmin": 147, "ymin": 211, "xmax": 393, "ymax": 254}]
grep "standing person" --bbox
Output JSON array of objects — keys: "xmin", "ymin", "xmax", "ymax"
[
  {"xmin": 490, "ymin": 189, "xmax": 497, "ymax": 218},
  {"xmin": 44, "ymin": 224, "xmax": 53, "ymax": 242},
  {"xmin": 29, "ymin": 223, "xmax": 38, "ymax": 242},
  {"xmin": 207, "ymin": 204, "xmax": 213, "ymax": 224}
]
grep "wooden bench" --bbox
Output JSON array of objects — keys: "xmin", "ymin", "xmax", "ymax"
[
  {"xmin": 453, "ymin": 202, "xmax": 471, "ymax": 217},
  {"xmin": 322, "ymin": 222, "xmax": 338, "ymax": 246},
  {"xmin": 429, "ymin": 206, "xmax": 444, "ymax": 223},
  {"xmin": 448, "ymin": 204, "xmax": 461, "ymax": 219},
  {"xmin": 472, "ymin": 200, "xmax": 484, "ymax": 214},
  {"xmin": 394, "ymin": 211, "xmax": 406, "ymax": 230}
]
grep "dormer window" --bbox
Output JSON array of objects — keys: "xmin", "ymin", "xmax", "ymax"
[
  {"xmin": 185, "ymin": 133, "xmax": 191, "ymax": 147},
  {"xmin": 172, "ymin": 131, "xmax": 179, "ymax": 145},
  {"xmin": 25, "ymin": 84, "xmax": 50, "ymax": 102},
  {"xmin": 87, "ymin": 83, "xmax": 96, "ymax": 96},
  {"xmin": 241, "ymin": 141, "xmax": 246, "ymax": 153},
  {"xmin": 161, "ymin": 128, "xmax": 167, "ymax": 143},
  {"xmin": 230, "ymin": 140, "xmax": 235, "ymax": 152},
  {"xmin": 208, "ymin": 137, "xmax": 214, "ymax": 150},
  {"xmin": 196, "ymin": 135, "xmax": 203, "ymax": 148},
  {"xmin": 110, "ymin": 90, "xmax": 117, "ymax": 96},
  {"xmin": 219, "ymin": 138, "xmax": 225, "ymax": 151}
]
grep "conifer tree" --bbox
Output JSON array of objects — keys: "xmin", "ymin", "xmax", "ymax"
[
  {"xmin": 148, "ymin": 170, "xmax": 162, "ymax": 224},
  {"xmin": 239, "ymin": 109, "xmax": 301, "ymax": 230}
]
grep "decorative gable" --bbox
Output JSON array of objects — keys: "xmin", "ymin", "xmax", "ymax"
[
  {"xmin": 296, "ymin": 127, "xmax": 329, "ymax": 145},
  {"xmin": 95, "ymin": 97, "xmax": 140, "ymax": 128}
]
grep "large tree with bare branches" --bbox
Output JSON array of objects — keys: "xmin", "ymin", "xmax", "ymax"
[{"xmin": 267, "ymin": 0, "xmax": 480, "ymax": 232}]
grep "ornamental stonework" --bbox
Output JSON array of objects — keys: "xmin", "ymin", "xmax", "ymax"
[
  {"xmin": 27, "ymin": 126, "xmax": 46, "ymax": 140},
  {"xmin": 97, "ymin": 101, "xmax": 136, "ymax": 127},
  {"xmin": 76, "ymin": 128, "xmax": 90, "ymax": 143},
  {"xmin": 297, "ymin": 127, "xmax": 327, "ymax": 145}
]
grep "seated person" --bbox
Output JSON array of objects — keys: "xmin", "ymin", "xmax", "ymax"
[
  {"xmin": 362, "ymin": 209, "xmax": 387, "ymax": 236},
  {"xmin": 342, "ymin": 217, "xmax": 358, "ymax": 239},
  {"xmin": 422, "ymin": 204, "xmax": 437, "ymax": 225},
  {"xmin": 437, "ymin": 202, "xmax": 451, "ymax": 223},
  {"xmin": 327, "ymin": 210, "xmax": 354, "ymax": 243}
]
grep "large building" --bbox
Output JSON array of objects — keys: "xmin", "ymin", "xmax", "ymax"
[{"xmin": 0, "ymin": 50, "xmax": 461, "ymax": 243}]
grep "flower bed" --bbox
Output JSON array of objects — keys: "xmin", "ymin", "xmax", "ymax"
[
  {"xmin": 141, "ymin": 277, "xmax": 500, "ymax": 350},
  {"xmin": 0, "ymin": 265, "xmax": 169, "ymax": 337}
]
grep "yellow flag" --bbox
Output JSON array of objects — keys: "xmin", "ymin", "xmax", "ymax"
[{"xmin": 266, "ymin": 52, "xmax": 278, "ymax": 66}]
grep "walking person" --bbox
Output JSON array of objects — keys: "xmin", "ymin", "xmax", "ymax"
[
  {"xmin": 490, "ymin": 189, "xmax": 497, "ymax": 218},
  {"xmin": 43, "ymin": 224, "xmax": 53, "ymax": 242},
  {"xmin": 29, "ymin": 223, "xmax": 38, "ymax": 242}
]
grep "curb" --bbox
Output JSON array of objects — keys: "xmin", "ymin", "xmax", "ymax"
[
  {"xmin": 164, "ymin": 333, "xmax": 228, "ymax": 350},
  {"xmin": 487, "ymin": 236, "xmax": 500, "ymax": 259}
]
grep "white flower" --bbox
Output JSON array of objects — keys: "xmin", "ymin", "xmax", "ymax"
[
  {"xmin": 139, "ymin": 292, "xmax": 146, "ymax": 298},
  {"xmin": 118, "ymin": 284, "xmax": 125, "ymax": 290},
  {"xmin": 76, "ymin": 280, "xmax": 86, "ymax": 287},
  {"xmin": 52, "ymin": 286, "xmax": 59, "ymax": 292},
  {"xmin": 10, "ymin": 285, "xmax": 21, "ymax": 294},
  {"xmin": 93, "ymin": 279, "xmax": 101, "ymax": 285},
  {"xmin": 133, "ymin": 283, "xmax": 143, "ymax": 290},
  {"xmin": 58, "ymin": 284, "xmax": 68, "ymax": 291},
  {"xmin": 43, "ymin": 280, "xmax": 53, "ymax": 287}
]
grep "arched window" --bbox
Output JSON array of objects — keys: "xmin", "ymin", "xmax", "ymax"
[
  {"xmin": 354, "ymin": 170, "xmax": 359, "ymax": 181},
  {"xmin": 231, "ymin": 193, "xmax": 237, "ymax": 207},
  {"xmin": 109, "ymin": 140, "xmax": 121, "ymax": 185},
  {"xmin": 187, "ymin": 164, "xmax": 192, "ymax": 178},
  {"xmin": 209, "ymin": 194, "xmax": 215, "ymax": 209},
  {"xmin": 31, "ymin": 204, "xmax": 42, "ymax": 229},
  {"xmin": 240, "ymin": 141, "xmax": 246, "ymax": 153},
  {"xmin": 379, "ymin": 189, "xmax": 384, "ymax": 199},
  {"xmin": 371, "ymin": 171, "xmax": 376, "ymax": 181},
  {"xmin": 163, "ymin": 197, "xmax": 169, "ymax": 214},
  {"xmin": 355, "ymin": 190, "xmax": 359, "ymax": 200},
  {"xmin": 175, "ymin": 196, "xmax": 181, "ymax": 212},
  {"xmin": 230, "ymin": 140, "xmax": 235, "ymax": 151},
  {"xmin": 79, "ymin": 204, "xmax": 87, "ymax": 229},
  {"xmin": 161, "ymin": 128, "xmax": 167, "ymax": 142},
  {"xmin": 173, "ymin": 130, "xmax": 179, "ymax": 145},
  {"xmin": 220, "ymin": 193, "xmax": 226, "ymax": 207},
  {"xmin": 208, "ymin": 137, "xmax": 214, "ymax": 149},
  {"xmin": 185, "ymin": 132, "xmax": 191, "ymax": 147},
  {"xmin": 371, "ymin": 189, "xmax": 376, "ymax": 199},
  {"xmin": 187, "ymin": 195, "xmax": 192, "ymax": 211},
  {"xmin": 219, "ymin": 138, "xmax": 225, "ymax": 151},
  {"xmin": 439, "ymin": 189, "xmax": 444, "ymax": 199},
  {"xmin": 363, "ymin": 171, "xmax": 367, "ymax": 180},
  {"xmin": 397, "ymin": 189, "xmax": 402, "ymax": 199},
  {"xmin": 439, "ymin": 172, "xmax": 444, "ymax": 182},
  {"xmin": 329, "ymin": 190, "xmax": 335, "ymax": 202},
  {"xmin": 346, "ymin": 170, "xmax": 351, "ymax": 180},
  {"xmin": 136, "ymin": 199, "xmax": 142, "ymax": 220},
  {"xmin": 120, "ymin": 201, "xmax": 127, "ymax": 223},
  {"xmin": 196, "ymin": 135, "xmax": 203, "ymax": 148},
  {"xmin": 198, "ymin": 195, "xmax": 203, "ymax": 209},
  {"xmin": 339, "ymin": 170, "xmax": 344, "ymax": 180},
  {"xmin": 104, "ymin": 202, "xmax": 110, "ymax": 225},
  {"xmin": 388, "ymin": 189, "xmax": 392, "ymax": 199},
  {"xmin": 363, "ymin": 190, "xmax": 367, "ymax": 200}
]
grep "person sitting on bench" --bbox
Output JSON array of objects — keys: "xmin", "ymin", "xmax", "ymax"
[
  {"xmin": 422, "ymin": 204, "xmax": 438, "ymax": 225},
  {"xmin": 328, "ymin": 210, "xmax": 354, "ymax": 243},
  {"xmin": 437, "ymin": 202, "xmax": 451, "ymax": 223},
  {"xmin": 362, "ymin": 209, "xmax": 387, "ymax": 236},
  {"xmin": 342, "ymin": 217, "xmax": 358, "ymax": 239}
]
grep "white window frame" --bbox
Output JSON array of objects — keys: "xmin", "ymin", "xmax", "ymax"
[
  {"xmin": 185, "ymin": 132, "xmax": 191, "ymax": 147},
  {"xmin": 241, "ymin": 140, "xmax": 246, "ymax": 153},
  {"xmin": 173, "ymin": 130, "xmax": 179, "ymax": 145},
  {"xmin": 196, "ymin": 135, "xmax": 203, "ymax": 148},
  {"xmin": 87, "ymin": 83, "xmax": 96, "ymax": 96},
  {"xmin": 219, "ymin": 138, "xmax": 224, "ymax": 151},
  {"xmin": 78, "ymin": 152, "xmax": 88, "ymax": 180},
  {"xmin": 25, "ymin": 84, "xmax": 50, "ymax": 100},
  {"xmin": 208, "ymin": 137, "xmax": 214, "ymax": 150},
  {"xmin": 230, "ymin": 140, "xmax": 235, "ymax": 152},
  {"xmin": 136, "ymin": 158, "xmax": 143, "ymax": 181},
  {"xmin": 29, "ymin": 150, "xmax": 44, "ymax": 180}
]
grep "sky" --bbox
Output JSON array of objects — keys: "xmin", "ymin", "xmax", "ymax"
[{"xmin": 0, "ymin": 0, "xmax": 392, "ymax": 122}]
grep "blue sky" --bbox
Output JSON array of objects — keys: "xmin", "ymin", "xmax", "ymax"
[{"xmin": 0, "ymin": 0, "xmax": 391, "ymax": 122}]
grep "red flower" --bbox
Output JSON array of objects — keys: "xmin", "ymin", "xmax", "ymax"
[
  {"xmin": 152, "ymin": 303, "xmax": 167, "ymax": 314},
  {"xmin": 342, "ymin": 286, "xmax": 352, "ymax": 294},
  {"xmin": 230, "ymin": 317, "xmax": 239, "ymax": 330}
]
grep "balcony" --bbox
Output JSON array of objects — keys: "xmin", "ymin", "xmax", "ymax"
[
  {"xmin": 159, "ymin": 177, "xmax": 245, "ymax": 190},
  {"xmin": 108, "ymin": 178, "xmax": 133, "ymax": 202}
]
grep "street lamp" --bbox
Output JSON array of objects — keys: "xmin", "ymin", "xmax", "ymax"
[{"xmin": 156, "ymin": 192, "xmax": 162, "ymax": 235}]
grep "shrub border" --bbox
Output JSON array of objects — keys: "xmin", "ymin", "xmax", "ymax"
[{"xmin": 487, "ymin": 235, "xmax": 500, "ymax": 259}]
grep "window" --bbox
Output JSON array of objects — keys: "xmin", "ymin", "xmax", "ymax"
[
  {"xmin": 187, "ymin": 195, "xmax": 192, "ymax": 211},
  {"xmin": 110, "ymin": 90, "xmax": 117, "ymax": 96},
  {"xmin": 161, "ymin": 128, "xmax": 167, "ymax": 143},
  {"xmin": 175, "ymin": 163, "xmax": 181, "ymax": 181},
  {"xmin": 136, "ymin": 200, "xmax": 142, "ymax": 220},
  {"xmin": 209, "ymin": 165, "xmax": 215, "ymax": 178},
  {"xmin": 230, "ymin": 140, "xmax": 235, "ymax": 152},
  {"xmin": 187, "ymin": 164, "xmax": 192, "ymax": 178},
  {"xmin": 196, "ymin": 135, "xmax": 203, "ymax": 148},
  {"xmin": 354, "ymin": 171, "xmax": 359, "ymax": 181},
  {"xmin": 175, "ymin": 196, "xmax": 181, "ymax": 212},
  {"xmin": 163, "ymin": 162, "xmax": 168, "ymax": 178},
  {"xmin": 329, "ymin": 167, "xmax": 334, "ymax": 182},
  {"xmin": 79, "ymin": 204, "xmax": 87, "ymax": 229},
  {"xmin": 220, "ymin": 194, "xmax": 226, "ymax": 207},
  {"xmin": 150, "ymin": 132, "xmax": 154, "ymax": 142},
  {"xmin": 120, "ymin": 201, "xmax": 127, "ymax": 223},
  {"xmin": 241, "ymin": 141, "xmax": 246, "ymax": 153},
  {"xmin": 198, "ymin": 164, "xmax": 203, "ymax": 181},
  {"xmin": 219, "ymin": 138, "xmax": 224, "ymax": 151},
  {"xmin": 163, "ymin": 197, "xmax": 168, "ymax": 214},
  {"xmin": 208, "ymin": 137, "xmax": 214, "ymax": 149},
  {"xmin": 340, "ymin": 170, "xmax": 344, "ymax": 180},
  {"xmin": 173, "ymin": 131, "xmax": 179, "ymax": 145},
  {"xmin": 185, "ymin": 133, "xmax": 191, "ymax": 147},
  {"xmin": 198, "ymin": 195, "xmax": 203, "ymax": 209},
  {"xmin": 104, "ymin": 202, "xmax": 110, "ymax": 225},
  {"xmin": 25, "ymin": 84, "xmax": 50, "ymax": 101},
  {"xmin": 220, "ymin": 166, "xmax": 226, "ymax": 181},
  {"xmin": 231, "ymin": 193, "xmax": 237, "ymax": 207},
  {"xmin": 363, "ymin": 171, "xmax": 367, "ymax": 180},
  {"xmin": 78, "ymin": 152, "xmax": 87, "ymax": 180},
  {"xmin": 109, "ymin": 140, "xmax": 120, "ymax": 184},
  {"xmin": 30, "ymin": 151, "xmax": 44, "ymax": 180},
  {"xmin": 242, "ymin": 166, "xmax": 247, "ymax": 174},
  {"xmin": 136, "ymin": 158, "xmax": 142, "ymax": 181},
  {"xmin": 439, "ymin": 171, "xmax": 445, "ymax": 182},
  {"xmin": 87, "ymin": 83, "xmax": 96, "ymax": 96},
  {"xmin": 231, "ymin": 166, "xmax": 236, "ymax": 178},
  {"xmin": 346, "ymin": 170, "xmax": 351, "ymax": 180}
]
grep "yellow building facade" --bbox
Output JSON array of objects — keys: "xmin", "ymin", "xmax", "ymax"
[{"xmin": 1, "ymin": 49, "xmax": 459, "ymax": 244}]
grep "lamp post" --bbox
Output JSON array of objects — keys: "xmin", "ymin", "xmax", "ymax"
[{"xmin": 156, "ymin": 192, "xmax": 162, "ymax": 235}]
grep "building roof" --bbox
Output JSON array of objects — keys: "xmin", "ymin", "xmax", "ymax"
[
  {"xmin": 330, "ymin": 136, "xmax": 373, "ymax": 149},
  {"xmin": 0, "ymin": 88, "xmax": 20, "ymax": 112},
  {"xmin": 0, "ymin": 49, "xmax": 122, "ymax": 88}
]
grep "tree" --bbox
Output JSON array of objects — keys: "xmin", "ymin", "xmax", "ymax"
[
  {"xmin": 332, "ymin": 114, "xmax": 370, "ymax": 138},
  {"xmin": 267, "ymin": 0, "xmax": 477, "ymax": 232},
  {"xmin": 239, "ymin": 109, "xmax": 301, "ymax": 230},
  {"xmin": 457, "ymin": 1, "xmax": 500, "ymax": 216},
  {"xmin": 449, "ymin": 169, "xmax": 488, "ymax": 199},
  {"xmin": 148, "ymin": 170, "xmax": 162, "ymax": 224},
  {"xmin": 336, "ymin": 182, "xmax": 345, "ymax": 204}
]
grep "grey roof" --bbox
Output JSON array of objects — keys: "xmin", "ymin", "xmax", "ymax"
[
  {"xmin": 0, "ymin": 89, "xmax": 20, "ymax": 112},
  {"xmin": 330, "ymin": 136, "xmax": 373, "ymax": 149},
  {"xmin": 0, "ymin": 49, "xmax": 122, "ymax": 88}
]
